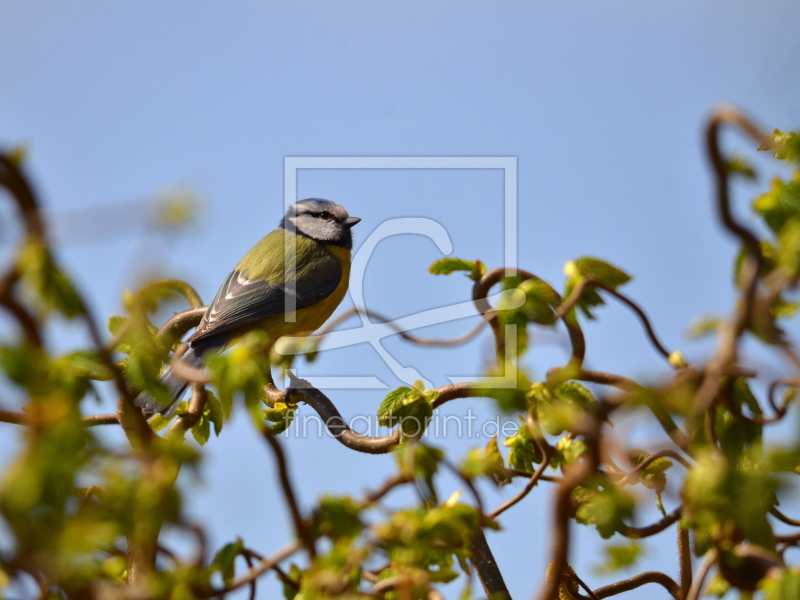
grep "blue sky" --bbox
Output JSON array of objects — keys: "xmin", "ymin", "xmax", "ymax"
[{"xmin": 1, "ymin": 1, "xmax": 800, "ymax": 598}]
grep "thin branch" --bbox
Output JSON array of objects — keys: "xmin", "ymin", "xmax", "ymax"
[
  {"xmin": 617, "ymin": 449, "xmax": 692, "ymax": 486},
  {"xmin": 685, "ymin": 550, "xmax": 717, "ymax": 600},
  {"xmin": 358, "ymin": 474, "xmax": 412, "ymax": 508},
  {"xmin": 471, "ymin": 528, "xmax": 511, "ymax": 600},
  {"xmin": 0, "ymin": 409, "xmax": 119, "ymax": 427},
  {"xmin": 168, "ymin": 384, "xmax": 208, "ymax": 436},
  {"xmin": 678, "ymin": 523, "xmax": 693, "ymax": 598},
  {"xmin": 488, "ymin": 449, "xmax": 552, "ymax": 519},
  {"xmin": 260, "ymin": 428, "xmax": 316, "ymax": 560},
  {"xmin": 593, "ymin": 571, "xmax": 681, "ymax": 600},
  {"xmin": 199, "ymin": 540, "xmax": 301, "ymax": 597},
  {"xmin": 473, "ymin": 268, "xmax": 586, "ymax": 365},
  {"xmin": 770, "ymin": 507, "xmax": 800, "ymax": 527},
  {"xmin": 618, "ymin": 505, "xmax": 683, "ymax": 539}
]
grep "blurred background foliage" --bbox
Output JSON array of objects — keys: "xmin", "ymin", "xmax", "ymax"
[{"xmin": 1, "ymin": 114, "xmax": 800, "ymax": 600}]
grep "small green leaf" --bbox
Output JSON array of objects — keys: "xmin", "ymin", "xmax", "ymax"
[
  {"xmin": 429, "ymin": 258, "xmax": 476, "ymax": 276},
  {"xmin": 595, "ymin": 542, "xmax": 642, "ymax": 574},
  {"xmin": 758, "ymin": 129, "xmax": 800, "ymax": 164},
  {"xmin": 212, "ymin": 539, "xmax": 244, "ymax": 584},
  {"xmin": 573, "ymin": 257, "xmax": 632, "ymax": 289}
]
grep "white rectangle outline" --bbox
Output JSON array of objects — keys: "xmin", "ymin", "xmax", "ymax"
[{"xmin": 283, "ymin": 156, "xmax": 518, "ymax": 389}]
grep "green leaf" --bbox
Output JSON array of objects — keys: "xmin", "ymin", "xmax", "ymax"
[
  {"xmin": 571, "ymin": 477, "xmax": 635, "ymax": 539},
  {"xmin": 629, "ymin": 449, "xmax": 672, "ymax": 493},
  {"xmin": 191, "ymin": 413, "xmax": 211, "ymax": 446},
  {"xmin": 428, "ymin": 258, "xmax": 476, "ymax": 276},
  {"xmin": 503, "ymin": 416, "xmax": 543, "ymax": 470},
  {"xmin": 206, "ymin": 389, "xmax": 224, "ymax": 436},
  {"xmin": 312, "ymin": 496, "xmax": 363, "ymax": 541},
  {"xmin": 377, "ymin": 386, "xmax": 432, "ymax": 437},
  {"xmin": 108, "ymin": 315, "xmax": 131, "ymax": 336},
  {"xmin": 18, "ymin": 241, "xmax": 83, "ymax": 319},
  {"xmin": 760, "ymin": 567, "xmax": 800, "ymax": 600},
  {"xmin": 562, "ymin": 257, "xmax": 631, "ymax": 320},
  {"xmin": 212, "ymin": 539, "xmax": 244, "ymax": 584},
  {"xmin": 573, "ymin": 257, "xmax": 632, "ymax": 289},
  {"xmin": 595, "ymin": 542, "xmax": 642, "ymax": 574},
  {"xmin": 753, "ymin": 173, "xmax": 800, "ymax": 235},
  {"xmin": 758, "ymin": 129, "xmax": 800, "ymax": 164}
]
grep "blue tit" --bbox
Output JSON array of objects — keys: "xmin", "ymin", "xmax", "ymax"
[{"xmin": 135, "ymin": 198, "xmax": 360, "ymax": 415}]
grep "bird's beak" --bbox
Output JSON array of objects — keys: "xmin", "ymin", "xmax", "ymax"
[{"xmin": 344, "ymin": 217, "xmax": 361, "ymax": 228}]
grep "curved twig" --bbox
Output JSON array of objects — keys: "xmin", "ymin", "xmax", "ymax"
[
  {"xmin": 770, "ymin": 507, "xmax": 800, "ymax": 527},
  {"xmin": 618, "ymin": 506, "xmax": 683, "ymax": 539},
  {"xmin": 593, "ymin": 571, "xmax": 681, "ymax": 600},
  {"xmin": 198, "ymin": 540, "xmax": 300, "ymax": 597},
  {"xmin": 685, "ymin": 549, "xmax": 717, "ymax": 600},
  {"xmin": 473, "ymin": 268, "xmax": 586, "ymax": 365},
  {"xmin": 267, "ymin": 375, "xmax": 483, "ymax": 455},
  {"xmin": 488, "ymin": 448, "xmax": 553, "ymax": 519}
]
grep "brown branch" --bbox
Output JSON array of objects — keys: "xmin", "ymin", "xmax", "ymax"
[
  {"xmin": 471, "ymin": 528, "xmax": 511, "ymax": 600},
  {"xmin": 618, "ymin": 506, "xmax": 683, "ymax": 539},
  {"xmin": 260, "ymin": 428, "xmax": 316, "ymax": 560},
  {"xmin": 488, "ymin": 449, "xmax": 553, "ymax": 519},
  {"xmin": 473, "ymin": 268, "xmax": 586, "ymax": 366},
  {"xmin": 770, "ymin": 507, "xmax": 800, "ymax": 527},
  {"xmin": 266, "ymin": 374, "xmax": 483, "ymax": 454},
  {"xmin": 685, "ymin": 550, "xmax": 717, "ymax": 600},
  {"xmin": 358, "ymin": 474, "xmax": 412, "ymax": 508},
  {"xmin": 0, "ymin": 296, "xmax": 42, "ymax": 347},
  {"xmin": 168, "ymin": 384, "xmax": 208, "ymax": 436},
  {"xmin": 540, "ymin": 401, "xmax": 609, "ymax": 600},
  {"xmin": 678, "ymin": 523, "xmax": 693, "ymax": 598},
  {"xmin": 199, "ymin": 540, "xmax": 301, "ymax": 597},
  {"xmin": 0, "ymin": 409, "xmax": 119, "ymax": 427},
  {"xmin": 574, "ymin": 369, "xmax": 691, "ymax": 452},
  {"xmin": 593, "ymin": 571, "xmax": 681, "ymax": 600}
]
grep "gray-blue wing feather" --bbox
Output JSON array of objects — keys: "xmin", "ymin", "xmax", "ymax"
[{"xmin": 187, "ymin": 254, "xmax": 341, "ymax": 345}]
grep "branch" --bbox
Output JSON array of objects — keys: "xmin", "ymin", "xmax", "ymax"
[
  {"xmin": 471, "ymin": 528, "xmax": 511, "ymax": 600},
  {"xmin": 593, "ymin": 571, "xmax": 681, "ymax": 600},
  {"xmin": 0, "ymin": 409, "xmax": 119, "ymax": 427},
  {"xmin": 199, "ymin": 540, "xmax": 301, "ymax": 597},
  {"xmin": 473, "ymin": 268, "xmax": 586, "ymax": 365},
  {"xmin": 266, "ymin": 375, "xmax": 483, "ymax": 455},
  {"xmin": 617, "ymin": 506, "xmax": 683, "ymax": 539},
  {"xmin": 260, "ymin": 428, "xmax": 316, "ymax": 560},
  {"xmin": 488, "ymin": 448, "xmax": 553, "ymax": 519}
]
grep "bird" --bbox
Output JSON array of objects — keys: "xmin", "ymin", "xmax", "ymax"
[{"xmin": 135, "ymin": 198, "xmax": 361, "ymax": 416}]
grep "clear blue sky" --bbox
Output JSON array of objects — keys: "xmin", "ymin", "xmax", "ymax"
[{"xmin": 1, "ymin": 2, "xmax": 800, "ymax": 598}]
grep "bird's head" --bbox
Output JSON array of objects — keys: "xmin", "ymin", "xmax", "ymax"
[{"xmin": 279, "ymin": 198, "xmax": 361, "ymax": 249}]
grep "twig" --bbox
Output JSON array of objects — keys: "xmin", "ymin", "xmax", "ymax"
[
  {"xmin": 488, "ymin": 450, "xmax": 552, "ymax": 519},
  {"xmin": 770, "ymin": 507, "xmax": 800, "ymax": 527},
  {"xmin": 685, "ymin": 550, "xmax": 717, "ymax": 600},
  {"xmin": 473, "ymin": 268, "xmax": 586, "ymax": 365},
  {"xmin": 678, "ymin": 522, "xmax": 693, "ymax": 598},
  {"xmin": 593, "ymin": 571, "xmax": 681, "ymax": 600},
  {"xmin": 199, "ymin": 540, "xmax": 301, "ymax": 597},
  {"xmin": 471, "ymin": 528, "xmax": 511, "ymax": 600},
  {"xmin": 618, "ymin": 506, "xmax": 683, "ymax": 539},
  {"xmin": 260, "ymin": 428, "xmax": 316, "ymax": 560},
  {"xmin": 0, "ymin": 409, "xmax": 119, "ymax": 427}
]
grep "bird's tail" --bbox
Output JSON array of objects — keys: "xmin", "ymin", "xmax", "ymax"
[{"xmin": 134, "ymin": 346, "xmax": 204, "ymax": 418}]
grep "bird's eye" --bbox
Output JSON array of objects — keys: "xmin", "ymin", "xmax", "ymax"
[{"xmin": 318, "ymin": 211, "xmax": 332, "ymax": 221}]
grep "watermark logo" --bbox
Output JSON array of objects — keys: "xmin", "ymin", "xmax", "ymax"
[{"xmin": 278, "ymin": 156, "xmax": 520, "ymax": 390}]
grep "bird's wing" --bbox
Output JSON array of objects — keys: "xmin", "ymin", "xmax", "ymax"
[{"xmin": 188, "ymin": 252, "xmax": 342, "ymax": 345}]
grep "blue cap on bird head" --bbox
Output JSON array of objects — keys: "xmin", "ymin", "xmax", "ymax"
[{"xmin": 279, "ymin": 198, "xmax": 360, "ymax": 249}]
